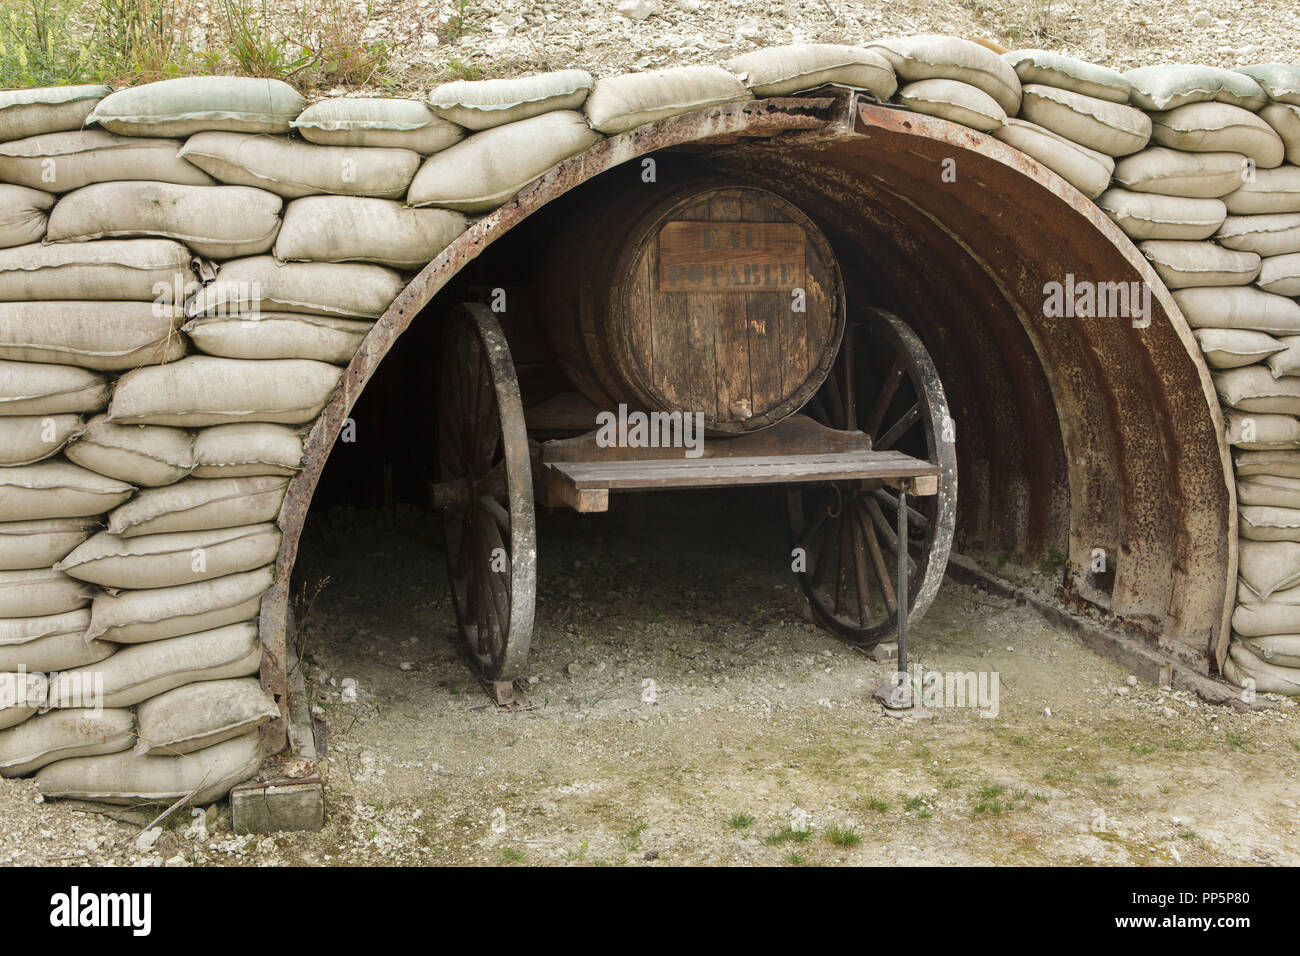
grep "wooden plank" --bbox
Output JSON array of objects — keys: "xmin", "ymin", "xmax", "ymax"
[
  {"xmin": 544, "ymin": 449, "xmax": 940, "ymax": 494},
  {"xmin": 542, "ymin": 413, "xmax": 873, "ymax": 463}
]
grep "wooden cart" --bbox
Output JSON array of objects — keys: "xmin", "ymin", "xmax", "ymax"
[{"xmin": 430, "ymin": 177, "xmax": 957, "ymax": 702}]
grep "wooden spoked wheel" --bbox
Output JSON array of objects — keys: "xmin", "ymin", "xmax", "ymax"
[
  {"xmin": 787, "ymin": 308, "xmax": 957, "ymax": 647},
  {"xmin": 436, "ymin": 303, "xmax": 537, "ymax": 683}
]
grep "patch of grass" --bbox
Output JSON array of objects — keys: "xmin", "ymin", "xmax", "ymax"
[
  {"xmin": 865, "ymin": 796, "xmax": 890, "ymax": 813},
  {"xmin": 763, "ymin": 826, "xmax": 812, "ymax": 846},
  {"xmin": 825, "ymin": 825, "xmax": 861, "ymax": 847},
  {"xmin": 942, "ymin": 778, "xmax": 960, "ymax": 790},
  {"xmin": 1097, "ymin": 772, "xmax": 1122, "ymax": 787},
  {"xmin": 563, "ymin": 841, "xmax": 587, "ymax": 862},
  {"xmin": 501, "ymin": 846, "xmax": 524, "ymax": 862},
  {"xmin": 903, "ymin": 795, "xmax": 925, "ymax": 812},
  {"xmin": 784, "ymin": 851, "xmax": 806, "ymax": 865},
  {"xmin": 727, "ymin": 813, "xmax": 755, "ymax": 831},
  {"xmin": 623, "ymin": 821, "xmax": 648, "ymax": 852},
  {"xmin": 1225, "ymin": 733, "xmax": 1247, "ymax": 752},
  {"xmin": 1129, "ymin": 744, "xmax": 1156, "ymax": 755},
  {"xmin": 973, "ymin": 799, "xmax": 1007, "ymax": 816},
  {"xmin": 975, "ymin": 782, "xmax": 1006, "ymax": 800},
  {"xmin": 1009, "ymin": 735, "xmax": 1031, "ymax": 747},
  {"xmin": 438, "ymin": 55, "xmax": 483, "ymax": 81}
]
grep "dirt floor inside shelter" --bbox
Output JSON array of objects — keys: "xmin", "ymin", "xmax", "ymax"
[{"xmin": 2, "ymin": 490, "xmax": 1298, "ymax": 866}]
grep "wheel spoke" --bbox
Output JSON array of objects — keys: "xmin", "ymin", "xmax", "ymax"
[
  {"xmin": 864, "ymin": 355, "xmax": 906, "ymax": 440},
  {"xmin": 855, "ymin": 503, "xmax": 897, "ymax": 613},
  {"xmin": 876, "ymin": 402, "xmax": 921, "ymax": 451},
  {"xmin": 835, "ymin": 510, "xmax": 851, "ymax": 617},
  {"xmin": 864, "ymin": 497, "xmax": 917, "ymax": 578},
  {"xmin": 848, "ymin": 506, "xmax": 873, "ymax": 627},
  {"xmin": 872, "ymin": 487, "xmax": 931, "ymax": 531}
]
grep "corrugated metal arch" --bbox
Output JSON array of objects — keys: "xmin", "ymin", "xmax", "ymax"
[{"xmin": 256, "ymin": 93, "xmax": 1234, "ymax": 735}]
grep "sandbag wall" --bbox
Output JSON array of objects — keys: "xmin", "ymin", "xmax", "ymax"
[{"xmin": 0, "ymin": 38, "xmax": 1297, "ymax": 805}]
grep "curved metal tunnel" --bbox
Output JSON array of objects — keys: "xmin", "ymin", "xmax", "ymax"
[{"xmin": 258, "ymin": 93, "xmax": 1236, "ymax": 725}]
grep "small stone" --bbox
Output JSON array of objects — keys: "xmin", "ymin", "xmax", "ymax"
[
  {"xmin": 1043, "ymin": 707, "xmax": 1052, "ymax": 717},
  {"xmin": 675, "ymin": 0, "xmax": 700, "ymax": 9},
  {"xmin": 135, "ymin": 828, "xmax": 163, "ymax": 852},
  {"xmin": 643, "ymin": 850, "xmax": 659, "ymax": 860},
  {"xmin": 565, "ymin": 661, "xmax": 583, "ymax": 677},
  {"xmin": 164, "ymin": 854, "xmax": 189, "ymax": 867},
  {"xmin": 1192, "ymin": 9, "xmax": 1212, "ymax": 27},
  {"xmin": 616, "ymin": 0, "xmax": 655, "ymax": 20},
  {"xmin": 399, "ymin": 662, "xmax": 414, "ymax": 671},
  {"xmin": 1115, "ymin": 687, "xmax": 1130, "ymax": 697},
  {"xmin": 340, "ymin": 677, "xmax": 358, "ymax": 703},
  {"xmin": 1162, "ymin": 706, "xmax": 1176, "ymax": 718},
  {"xmin": 1126, "ymin": 675, "xmax": 1138, "ymax": 687}
]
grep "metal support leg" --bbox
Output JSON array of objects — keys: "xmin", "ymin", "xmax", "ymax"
[{"xmin": 896, "ymin": 482, "xmax": 908, "ymax": 688}]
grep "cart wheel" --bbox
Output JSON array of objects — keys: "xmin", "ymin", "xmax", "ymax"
[
  {"xmin": 435, "ymin": 303, "xmax": 537, "ymax": 682},
  {"xmin": 787, "ymin": 308, "xmax": 957, "ymax": 647}
]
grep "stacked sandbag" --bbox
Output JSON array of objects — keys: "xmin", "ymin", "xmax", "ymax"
[{"xmin": 0, "ymin": 78, "xmax": 324, "ymax": 803}]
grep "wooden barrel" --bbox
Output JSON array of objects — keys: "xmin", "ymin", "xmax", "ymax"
[{"xmin": 538, "ymin": 177, "xmax": 845, "ymax": 433}]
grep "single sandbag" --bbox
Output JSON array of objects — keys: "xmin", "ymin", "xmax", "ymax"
[
  {"xmin": 1193, "ymin": 328, "xmax": 1283, "ymax": 368},
  {"xmin": 0, "ymin": 517, "xmax": 96, "ymax": 571},
  {"xmin": 0, "ymin": 415, "xmax": 83, "ymax": 466},
  {"xmin": 1241, "ymin": 505, "xmax": 1300, "ymax": 541},
  {"xmin": 63, "ymin": 415, "xmax": 194, "ymax": 487},
  {"xmin": 46, "ymin": 181, "xmax": 282, "ymax": 259},
  {"xmin": 274, "ymin": 197, "xmax": 467, "ymax": 269},
  {"xmin": 108, "ymin": 356, "xmax": 341, "ymax": 427},
  {"xmin": 1096, "ymin": 189, "xmax": 1227, "ymax": 240},
  {"xmin": 0, "ymin": 461, "xmax": 133, "ymax": 521},
  {"xmin": 136, "ymin": 677, "xmax": 278, "ymax": 756},
  {"xmin": 0, "ymin": 672, "xmax": 47, "ymax": 732},
  {"xmin": 724, "ymin": 44, "xmax": 897, "ymax": 98},
  {"xmin": 0, "ymin": 239, "xmax": 191, "ymax": 302},
  {"xmin": 86, "ymin": 565, "xmax": 274, "ymax": 643},
  {"xmin": 0, "ymin": 568, "xmax": 90, "ymax": 617},
  {"xmin": 1214, "ymin": 365, "xmax": 1300, "ymax": 413},
  {"xmin": 179, "ymin": 132, "xmax": 420, "ymax": 200},
  {"xmin": 88, "ymin": 76, "xmax": 305, "ymax": 137},
  {"xmin": 408, "ymin": 110, "xmax": 602, "ymax": 213},
  {"xmin": 292, "ymin": 98, "xmax": 464, "ymax": 152},
  {"xmin": 896, "ymin": 78, "xmax": 1005, "ymax": 132},
  {"xmin": 56, "ymin": 524, "xmax": 281, "ymax": 589},
  {"xmin": 1260, "ymin": 104, "xmax": 1300, "ymax": 165},
  {"xmin": 0, "ymin": 610, "xmax": 112, "ymax": 672},
  {"xmin": 0, "ymin": 186, "xmax": 54, "ymax": 249},
  {"xmin": 1002, "ymin": 50, "xmax": 1130, "ymax": 103},
  {"xmin": 1234, "ymin": 64, "xmax": 1300, "ymax": 106},
  {"xmin": 1151, "ymin": 102, "xmax": 1285, "ymax": 169},
  {"xmin": 191, "ymin": 424, "xmax": 302, "ymax": 478},
  {"xmin": 36, "ymin": 730, "xmax": 263, "ymax": 804},
  {"xmin": 182, "ymin": 313, "xmax": 371, "ymax": 365},
  {"xmin": 184, "ymin": 256, "xmax": 403, "ymax": 319},
  {"xmin": 1239, "ymin": 539, "xmax": 1300, "ymax": 599},
  {"xmin": 1020, "ymin": 84, "xmax": 1150, "ymax": 156},
  {"xmin": 430, "ymin": 70, "xmax": 595, "ymax": 130},
  {"xmin": 1234, "ymin": 598, "xmax": 1300, "ymax": 637},
  {"xmin": 993, "ymin": 118, "xmax": 1115, "ymax": 198},
  {"xmin": 1258, "ymin": 253, "xmax": 1300, "ymax": 296},
  {"xmin": 1222, "ymin": 641, "xmax": 1300, "ymax": 694},
  {"xmin": 1237, "ymin": 449, "xmax": 1300, "ymax": 477},
  {"xmin": 0, "ymin": 301, "xmax": 185, "ymax": 370},
  {"xmin": 1139, "ymin": 240, "xmax": 1261, "ymax": 288},
  {"xmin": 0, "ymin": 130, "xmax": 215, "ymax": 192},
  {"xmin": 0, "ymin": 85, "xmax": 110, "ymax": 141},
  {"xmin": 1239, "ymin": 477, "xmax": 1300, "ymax": 509},
  {"xmin": 49, "ymin": 622, "xmax": 261, "ymax": 708},
  {"xmin": 107, "ymin": 476, "xmax": 288, "ymax": 537},
  {"xmin": 1124, "ymin": 65, "xmax": 1268, "ymax": 112},
  {"xmin": 1215, "ymin": 213, "xmax": 1300, "ymax": 257},
  {"xmin": 1264, "ymin": 335, "xmax": 1300, "ymax": 377},
  {"xmin": 1113, "ymin": 148, "xmax": 1248, "ymax": 198},
  {"xmin": 1173, "ymin": 286, "xmax": 1300, "ymax": 332},
  {"xmin": 0, "ymin": 708, "xmax": 133, "ymax": 778},
  {"xmin": 1236, "ymin": 635, "xmax": 1300, "ymax": 669},
  {"xmin": 584, "ymin": 66, "xmax": 750, "ymax": 134},
  {"xmin": 1223, "ymin": 411, "xmax": 1300, "ymax": 449},
  {"xmin": 1223, "ymin": 166, "xmax": 1300, "ymax": 215},
  {"xmin": 868, "ymin": 34, "xmax": 1021, "ymax": 114},
  {"xmin": 0, "ymin": 361, "xmax": 108, "ymax": 416}
]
